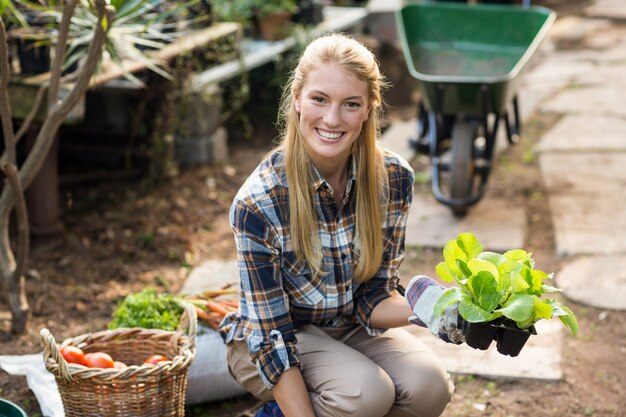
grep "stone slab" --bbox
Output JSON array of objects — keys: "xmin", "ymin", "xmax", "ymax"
[
  {"xmin": 573, "ymin": 63, "xmax": 626, "ymax": 87},
  {"xmin": 540, "ymin": 85, "xmax": 626, "ymax": 117},
  {"xmin": 521, "ymin": 52, "xmax": 597, "ymax": 88},
  {"xmin": 404, "ymin": 319, "xmax": 562, "ymax": 381},
  {"xmin": 179, "ymin": 259, "xmax": 239, "ymax": 295},
  {"xmin": 539, "ymin": 152, "xmax": 626, "ymax": 199},
  {"xmin": 535, "ymin": 114, "xmax": 626, "ymax": 153},
  {"xmin": 548, "ymin": 15, "xmax": 613, "ymax": 45},
  {"xmin": 546, "ymin": 194, "xmax": 626, "ymax": 256},
  {"xmin": 405, "ymin": 194, "xmax": 526, "ymax": 252},
  {"xmin": 556, "ymin": 255, "xmax": 626, "ymax": 310},
  {"xmin": 585, "ymin": 0, "xmax": 626, "ymax": 20},
  {"xmin": 539, "ymin": 153, "xmax": 626, "ymax": 256}
]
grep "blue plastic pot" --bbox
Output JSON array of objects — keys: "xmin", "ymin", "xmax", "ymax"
[{"xmin": 0, "ymin": 399, "xmax": 27, "ymax": 417}]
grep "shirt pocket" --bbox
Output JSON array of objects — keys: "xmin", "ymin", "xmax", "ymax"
[{"xmin": 281, "ymin": 253, "xmax": 326, "ymax": 306}]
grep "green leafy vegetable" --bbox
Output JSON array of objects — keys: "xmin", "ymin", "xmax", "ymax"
[
  {"xmin": 432, "ymin": 233, "xmax": 578, "ymax": 336},
  {"xmin": 108, "ymin": 288, "xmax": 186, "ymax": 331}
]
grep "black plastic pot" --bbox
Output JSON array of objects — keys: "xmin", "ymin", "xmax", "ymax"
[
  {"xmin": 496, "ymin": 323, "xmax": 536, "ymax": 357},
  {"xmin": 15, "ymin": 35, "xmax": 51, "ymax": 75},
  {"xmin": 460, "ymin": 318, "xmax": 500, "ymax": 350},
  {"xmin": 460, "ymin": 316, "xmax": 536, "ymax": 356}
]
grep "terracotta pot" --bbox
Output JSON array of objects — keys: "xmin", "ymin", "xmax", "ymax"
[{"xmin": 257, "ymin": 10, "xmax": 293, "ymax": 41}]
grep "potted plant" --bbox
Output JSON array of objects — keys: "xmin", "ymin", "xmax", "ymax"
[
  {"xmin": 212, "ymin": 0, "xmax": 296, "ymax": 41},
  {"xmin": 433, "ymin": 233, "xmax": 578, "ymax": 356}
]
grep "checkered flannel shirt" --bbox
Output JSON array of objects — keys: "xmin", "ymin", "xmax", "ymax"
[{"xmin": 218, "ymin": 148, "xmax": 414, "ymax": 388}]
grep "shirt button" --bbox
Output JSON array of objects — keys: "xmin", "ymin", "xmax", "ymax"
[{"xmin": 341, "ymin": 253, "xmax": 347, "ymax": 260}]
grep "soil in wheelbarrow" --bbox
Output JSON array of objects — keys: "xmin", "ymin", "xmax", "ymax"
[{"xmin": 0, "ymin": 1, "xmax": 623, "ymax": 416}]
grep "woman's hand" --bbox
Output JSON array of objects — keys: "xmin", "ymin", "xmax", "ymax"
[{"xmin": 405, "ymin": 276, "xmax": 465, "ymax": 344}]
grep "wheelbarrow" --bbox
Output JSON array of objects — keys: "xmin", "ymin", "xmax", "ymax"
[{"xmin": 395, "ymin": 1, "xmax": 555, "ymax": 215}]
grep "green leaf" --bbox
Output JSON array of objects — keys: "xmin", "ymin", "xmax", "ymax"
[
  {"xmin": 503, "ymin": 249, "xmax": 534, "ymax": 268},
  {"xmin": 528, "ymin": 268, "xmax": 548, "ymax": 293},
  {"xmin": 457, "ymin": 259, "xmax": 472, "ymax": 278},
  {"xmin": 433, "ymin": 287, "xmax": 462, "ymax": 317},
  {"xmin": 510, "ymin": 270, "xmax": 530, "ymax": 293},
  {"xmin": 533, "ymin": 298, "xmax": 553, "ymax": 321},
  {"xmin": 467, "ymin": 259, "xmax": 500, "ymax": 281},
  {"xmin": 443, "ymin": 239, "xmax": 465, "ymax": 277},
  {"xmin": 498, "ymin": 293, "xmax": 535, "ymax": 322},
  {"xmin": 541, "ymin": 283, "xmax": 562, "ymax": 293},
  {"xmin": 456, "ymin": 233, "xmax": 483, "ymax": 259},
  {"xmin": 548, "ymin": 299, "xmax": 579, "ymax": 336},
  {"xmin": 477, "ymin": 251, "xmax": 506, "ymax": 266},
  {"xmin": 468, "ymin": 271, "xmax": 501, "ymax": 312},
  {"xmin": 436, "ymin": 261, "xmax": 456, "ymax": 283},
  {"xmin": 459, "ymin": 296, "xmax": 499, "ymax": 323}
]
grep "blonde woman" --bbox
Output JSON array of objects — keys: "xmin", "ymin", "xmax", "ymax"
[{"xmin": 219, "ymin": 33, "xmax": 462, "ymax": 417}]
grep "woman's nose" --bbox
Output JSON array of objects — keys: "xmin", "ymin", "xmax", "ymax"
[{"xmin": 323, "ymin": 105, "xmax": 341, "ymax": 127}]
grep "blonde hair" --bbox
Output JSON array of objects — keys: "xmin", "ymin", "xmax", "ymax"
[{"xmin": 276, "ymin": 33, "xmax": 389, "ymax": 282}]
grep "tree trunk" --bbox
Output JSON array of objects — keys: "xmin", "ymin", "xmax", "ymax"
[{"xmin": 0, "ymin": 0, "xmax": 114, "ymax": 333}]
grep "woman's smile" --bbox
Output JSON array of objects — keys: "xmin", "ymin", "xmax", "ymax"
[{"xmin": 294, "ymin": 62, "xmax": 371, "ymax": 174}]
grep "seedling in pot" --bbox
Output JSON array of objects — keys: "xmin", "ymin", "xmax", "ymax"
[{"xmin": 433, "ymin": 233, "xmax": 578, "ymax": 356}]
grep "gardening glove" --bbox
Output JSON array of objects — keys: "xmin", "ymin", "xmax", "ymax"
[{"xmin": 405, "ymin": 275, "xmax": 465, "ymax": 344}]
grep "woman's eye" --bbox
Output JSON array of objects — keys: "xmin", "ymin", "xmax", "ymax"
[
  {"xmin": 345, "ymin": 101, "xmax": 361, "ymax": 108},
  {"xmin": 312, "ymin": 96, "xmax": 325, "ymax": 103}
]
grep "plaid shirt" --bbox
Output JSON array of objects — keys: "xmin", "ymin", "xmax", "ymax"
[{"xmin": 219, "ymin": 149, "xmax": 414, "ymax": 388}]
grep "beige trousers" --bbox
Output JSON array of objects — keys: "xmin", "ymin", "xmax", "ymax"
[{"xmin": 226, "ymin": 325, "xmax": 454, "ymax": 417}]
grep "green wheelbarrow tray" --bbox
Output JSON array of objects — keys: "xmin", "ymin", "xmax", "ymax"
[
  {"xmin": 396, "ymin": 2, "xmax": 556, "ymax": 115},
  {"xmin": 0, "ymin": 399, "xmax": 27, "ymax": 417}
]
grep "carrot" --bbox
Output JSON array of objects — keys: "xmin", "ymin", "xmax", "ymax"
[
  {"xmin": 206, "ymin": 300, "xmax": 230, "ymax": 317},
  {"xmin": 201, "ymin": 289, "xmax": 237, "ymax": 298},
  {"xmin": 195, "ymin": 307, "xmax": 217, "ymax": 326},
  {"xmin": 219, "ymin": 299, "xmax": 240, "ymax": 308}
]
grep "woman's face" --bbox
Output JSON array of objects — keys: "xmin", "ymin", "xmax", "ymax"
[{"xmin": 294, "ymin": 63, "xmax": 371, "ymax": 172}]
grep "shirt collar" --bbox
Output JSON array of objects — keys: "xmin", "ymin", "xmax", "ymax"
[{"xmin": 310, "ymin": 156, "xmax": 357, "ymax": 192}]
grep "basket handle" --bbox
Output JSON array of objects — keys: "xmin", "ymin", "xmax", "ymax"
[
  {"xmin": 40, "ymin": 328, "xmax": 73, "ymax": 383},
  {"xmin": 178, "ymin": 302, "xmax": 197, "ymax": 350}
]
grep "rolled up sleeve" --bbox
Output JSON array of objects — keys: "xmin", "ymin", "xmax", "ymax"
[{"xmin": 230, "ymin": 200, "xmax": 301, "ymax": 389}]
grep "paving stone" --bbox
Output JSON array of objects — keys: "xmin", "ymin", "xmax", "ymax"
[
  {"xmin": 548, "ymin": 15, "xmax": 613, "ymax": 45},
  {"xmin": 521, "ymin": 52, "xmax": 597, "ymax": 87},
  {"xmin": 539, "ymin": 153, "xmax": 626, "ymax": 256},
  {"xmin": 535, "ymin": 114, "xmax": 626, "ymax": 153},
  {"xmin": 540, "ymin": 152, "xmax": 626, "ymax": 200},
  {"xmin": 573, "ymin": 63, "xmax": 626, "ymax": 86},
  {"xmin": 405, "ymin": 194, "xmax": 526, "ymax": 252},
  {"xmin": 179, "ymin": 259, "xmax": 239, "ymax": 295},
  {"xmin": 544, "ymin": 194, "xmax": 626, "ymax": 256},
  {"xmin": 404, "ymin": 319, "xmax": 562, "ymax": 381},
  {"xmin": 585, "ymin": 0, "xmax": 626, "ymax": 20},
  {"xmin": 556, "ymin": 255, "xmax": 626, "ymax": 310},
  {"xmin": 540, "ymin": 85, "xmax": 626, "ymax": 117}
]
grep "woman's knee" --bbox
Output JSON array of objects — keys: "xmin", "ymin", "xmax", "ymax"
[
  {"xmin": 313, "ymin": 364, "xmax": 396, "ymax": 417},
  {"xmin": 395, "ymin": 357, "xmax": 453, "ymax": 417}
]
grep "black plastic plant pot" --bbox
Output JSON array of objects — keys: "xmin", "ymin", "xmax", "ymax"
[
  {"xmin": 495, "ymin": 324, "xmax": 537, "ymax": 357},
  {"xmin": 460, "ymin": 318, "xmax": 500, "ymax": 350}
]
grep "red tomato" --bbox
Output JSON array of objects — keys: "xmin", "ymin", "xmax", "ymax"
[
  {"xmin": 84, "ymin": 352, "xmax": 115, "ymax": 369},
  {"xmin": 144, "ymin": 354, "xmax": 168, "ymax": 365},
  {"xmin": 113, "ymin": 361, "xmax": 128, "ymax": 370},
  {"xmin": 60, "ymin": 345, "xmax": 86, "ymax": 365}
]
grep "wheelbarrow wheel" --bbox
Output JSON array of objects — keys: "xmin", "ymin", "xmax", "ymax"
[{"xmin": 449, "ymin": 121, "xmax": 477, "ymax": 216}]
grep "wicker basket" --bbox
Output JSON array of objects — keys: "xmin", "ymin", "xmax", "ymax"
[{"xmin": 40, "ymin": 304, "xmax": 197, "ymax": 417}]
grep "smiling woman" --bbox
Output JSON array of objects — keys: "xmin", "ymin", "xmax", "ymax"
[{"xmin": 217, "ymin": 33, "xmax": 459, "ymax": 417}]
